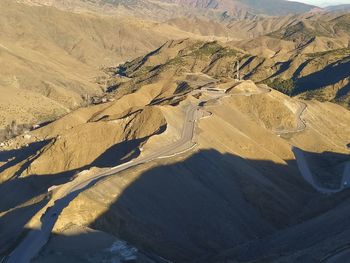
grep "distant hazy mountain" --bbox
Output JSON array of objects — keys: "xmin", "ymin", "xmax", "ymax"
[
  {"xmin": 20, "ymin": 0, "xmax": 317, "ymax": 17},
  {"xmin": 164, "ymin": 0, "xmax": 317, "ymax": 16},
  {"xmin": 326, "ymin": 4, "xmax": 350, "ymax": 11},
  {"xmin": 235, "ymin": 0, "xmax": 317, "ymax": 15}
]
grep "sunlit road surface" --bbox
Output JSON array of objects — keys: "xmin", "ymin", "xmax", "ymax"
[
  {"xmin": 5, "ymin": 81, "xmax": 279, "ymax": 263},
  {"xmin": 6, "ymin": 85, "xmax": 229, "ymax": 263}
]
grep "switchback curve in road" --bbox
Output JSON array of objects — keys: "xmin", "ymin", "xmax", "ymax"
[
  {"xmin": 273, "ymin": 101, "xmax": 307, "ymax": 135},
  {"xmin": 292, "ymin": 147, "xmax": 350, "ymax": 194},
  {"xmin": 5, "ymin": 79, "xmax": 310, "ymax": 263},
  {"xmin": 5, "ymin": 84, "xmax": 230, "ymax": 263}
]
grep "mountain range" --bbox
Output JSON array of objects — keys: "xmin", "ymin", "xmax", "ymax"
[
  {"xmin": 1, "ymin": 1, "xmax": 350, "ymax": 262},
  {"xmin": 19, "ymin": 0, "xmax": 318, "ymax": 17},
  {"xmin": 326, "ymin": 3, "xmax": 350, "ymax": 11}
]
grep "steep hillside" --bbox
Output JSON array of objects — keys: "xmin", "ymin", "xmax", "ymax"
[
  {"xmin": 1, "ymin": 35, "xmax": 349, "ymax": 262},
  {"xmin": 111, "ymin": 38, "xmax": 350, "ymax": 109},
  {"xmin": 268, "ymin": 13, "xmax": 350, "ymax": 43},
  {"xmin": 1, "ymin": 1, "xmax": 350, "ymax": 262},
  {"xmin": 2, "ymin": 7, "xmax": 344, "ymax": 134},
  {"xmin": 1, "ymin": 73, "xmax": 349, "ymax": 262},
  {"xmin": 0, "ymin": 0, "xmax": 235, "ymax": 134},
  {"xmin": 165, "ymin": 0, "xmax": 316, "ymax": 17},
  {"xmin": 226, "ymin": 11, "xmax": 350, "ymax": 41},
  {"xmin": 236, "ymin": 0, "xmax": 316, "ymax": 16},
  {"xmin": 4, "ymin": 0, "xmax": 346, "ymax": 137},
  {"xmin": 19, "ymin": 0, "xmax": 317, "ymax": 17}
]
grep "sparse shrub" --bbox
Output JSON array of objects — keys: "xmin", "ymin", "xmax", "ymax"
[
  {"xmin": 191, "ymin": 42, "xmax": 222, "ymax": 57},
  {"xmin": 0, "ymin": 121, "xmax": 31, "ymax": 142},
  {"xmin": 168, "ymin": 56, "xmax": 185, "ymax": 66},
  {"xmin": 263, "ymin": 78, "xmax": 296, "ymax": 96},
  {"xmin": 300, "ymin": 89, "xmax": 327, "ymax": 102},
  {"xmin": 10, "ymin": 120, "xmax": 18, "ymax": 136},
  {"xmin": 306, "ymin": 48, "xmax": 350, "ymax": 58}
]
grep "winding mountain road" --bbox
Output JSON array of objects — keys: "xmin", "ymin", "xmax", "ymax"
[
  {"xmin": 5, "ymin": 84, "xmax": 231, "ymax": 263},
  {"xmin": 5, "ymin": 79, "xmax": 320, "ymax": 262},
  {"xmin": 274, "ymin": 101, "xmax": 307, "ymax": 135}
]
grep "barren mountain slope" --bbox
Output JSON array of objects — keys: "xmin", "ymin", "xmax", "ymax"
[
  {"xmin": 1, "ymin": 1, "xmax": 350, "ymax": 262},
  {"xmin": 0, "ymin": 0, "xmax": 236, "ymax": 134},
  {"xmin": 1, "ymin": 37, "xmax": 349, "ymax": 262},
  {"xmin": 2, "ymin": 0, "xmax": 346, "ymax": 134},
  {"xmin": 162, "ymin": 0, "xmax": 316, "ymax": 17},
  {"xmin": 31, "ymin": 81, "xmax": 350, "ymax": 262},
  {"xmin": 18, "ymin": 0, "xmax": 316, "ymax": 18},
  {"xmin": 111, "ymin": 38, "xmax": 350, "ymax": 109},
  {"xmin": 234, "ymin": 45, "xmax": 350, "ymax": 108},
  {"xmin": 4, "ymin": 34, "xmax": 345, "ymax": 178},
  {"xmin": 233, "ymin": 13, "xmax": 350, "ymax": 108},
  {"xmin": 229, "ymin": 11, "xmax": 350, "ymax": 43}
]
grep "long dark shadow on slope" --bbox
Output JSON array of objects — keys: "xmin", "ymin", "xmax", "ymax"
[
  {"xmin": 294, "ymin": 57, "xmax": 350, "ymax": 95},
  {"xmin": 335, "ymin": 81, "xmax": 350, "ymax": 99},
  {"xmin": 86, "ymin": 149, "xmax": 350, "ymax": 262},
  {"xmin": 0, "ymin": 170, "xmax": 82, "ymax": 258},
  {"xmin": 0, "ymin": 140, "xmax": 51, "ymax": 176},
  {"xmin": 0, "ymin": 132, "xmax": 161, "ymax": 213},
  {"xmin": 206, "ymin": 189, "xmax": 350, "ymax": 263},
  {"xmin": 292, "ymin": 59, "xmax": 312, "ymax": 79},
  {"xmin": 0, "ymin": 172, "xmax": 75, "ymax": 213},
  {"xmin": 0, "ymin": 137, "xmax": 348, "ymax": 258},
  {"xmin": 91, "ymin": 138, "xmax": 144, "ymax": 168},
  {"xmin": 0, "ymin": 134, "xmax": 161, "ymax": 257},
  {"xmin": 270, "ymin": 60, "xmax": 292, "ymax": 78},
  {"xmin": 88, "ymin": 149, "xmax": 350, "ymax": 263},
  {"xmin": 91, "ymin": 124, "xmax": 166, "ymax": 168},
  {"xmin": 0, "ymin": 197, "xmax": 49, "ymax": 256},
  {"xmin": 17, "ymin": 227, "xmax": 168, "ymax": 263},
  {"xmin": 296, "ymin": 149, "xmax": 350, "ymax": 189},
  {"xmin": 3, "ymin": 147, "xmax": 349, "ymax": 262},
  {"xmin": 119, "ymin": 42, "xmax": 166, "ymax": 77}
]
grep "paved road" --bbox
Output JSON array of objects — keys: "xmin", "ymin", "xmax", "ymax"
[
  {"xmin": 5, "ymin": 80, "xmax": 304, "ymax": 262},
  {"xmin": 292, "ymin": 147, "xmax": 350, "ymax": 194},
  {"xmin": 272, "ymin": 100, "xmax": 307, "ymax": 135},
  {"xmin": 5, "ymin": 85, "xmax": 229, "ymax": 263}
]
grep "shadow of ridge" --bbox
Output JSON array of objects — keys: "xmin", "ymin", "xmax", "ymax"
[
  {"xmin": 0, "ymin": 140, "xmax": 51, "ymax": 175},
  {"xmin": 122, "ymin": 42, "xmax": 167, "ymax": 77},
  {"xmin": 294, "ymin": 57, "xmax": 350, "ymax": 94},
  {"xmin": 0, "ymin": 170, "xmax": 80, "ymax": 213},
  {"xmin": 88, "ymin": 149, "xmax": 329, "ymax": 263},
  {"xmin": 2, "ymin": 159, "xmax": 140, "ymax": 261},
  {"xmin": 29, "ymin": 227, "xmax": 169, "ymax": 263},
  {"xmin": 0, "ymin": 127, "xmax": 167, "ymax": 212},
  {"xmin": 5, "ymin": 147, "xmax": 349, "ymax": 262},
  {"xmin": 91, "ymin": 138, "xmax": 144, "ymax": 168},
  {"xmin": 0, "ymin": 170, "xmax": 83, "ymax": 256},
  {"xmin": 295, "ymin": 148, "xmax": 350, "ymax": 189},
  {"xmin": 335, "ymin": 80, "xmax": 350, "ymax": 99},
  {"xmin": 205, "ymin": 188, "xmax": 350, "ymax": 263},
  {"xmin": 0, "ymin": 196, "xmax": 49, "ymax": 256},
  {"xmin": 14, "ymin": 161, "xmax": 147, "ymax": 262},
  {"xmin": 0, "ymin": 131, "xmax": 168, "ymax": 259},
  {"xmin": 92, "ymin": 123, "xmax": 167, "ymax": 168}
]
